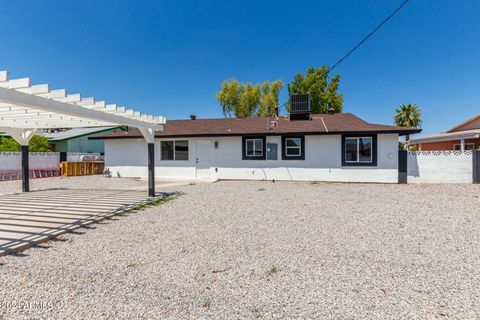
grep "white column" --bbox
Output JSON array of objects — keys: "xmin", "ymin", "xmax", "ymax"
[{"xmin": 460, "ymin": 139, "xmax": 465, "ymax": 151}]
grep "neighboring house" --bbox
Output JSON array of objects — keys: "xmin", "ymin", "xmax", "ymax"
[
  {"xmin": 408, "ymin": 114, "xmax": 480, "ymax": 151},
  {"xmin": 44, "ymin": 126, "xmax": 125, "ymax": 153},
  {"xmin": 91, "ymin": 112, "xmax": 420, "ymax": 183}
]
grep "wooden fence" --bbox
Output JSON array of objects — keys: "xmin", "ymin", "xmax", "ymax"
[{"xmin": 60, "ymin": 161, "xmax": 105, "ymax": 176}]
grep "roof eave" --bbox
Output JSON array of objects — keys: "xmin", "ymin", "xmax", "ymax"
[
  {"xmin": 410, "ymin": 131, "xmax": 480, "ymax": 144},
  {"xmin": 90, "ymin": 129, "xmax": 422, "ymax": 140},
  {"xmin": 45, "ymin": 126, "xmax": 125, "ymax": 142}
]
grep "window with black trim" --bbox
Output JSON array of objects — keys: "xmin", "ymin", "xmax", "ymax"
[
  {"xmin": 242, "ymin": 136, "xmax": 266, "ymax": 160},
  {"xmin": 160, "ymin": 140, "xmax": 189, "ymax": 160},
  {"xmin": 246, "ymin": 139, "xmax": 263, "ymax": 157},
  {"xmin": 342, "ymin": 135, "xmax": 377, "ymax": 166},
  {"xmin": 281, "ymin": 136, "xmax": 305, "ymax": 160}
]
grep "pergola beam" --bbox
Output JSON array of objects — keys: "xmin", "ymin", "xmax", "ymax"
[{"xmin": 0, "ymin": 87, "xmax": 162, "ymax": 129}]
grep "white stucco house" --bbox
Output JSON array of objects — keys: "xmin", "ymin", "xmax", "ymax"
[{"xmin": 91, "ymin": 111, "xmax": 420, "ymax": 183}]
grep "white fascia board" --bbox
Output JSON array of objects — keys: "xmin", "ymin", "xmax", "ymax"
[{"xmin": 0, "ymin": 87, "xmax": 163, "ymax": 130}]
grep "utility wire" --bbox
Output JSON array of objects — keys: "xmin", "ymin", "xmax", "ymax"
[
  {"xmin": 329, "ymin": 0, "xmax": 412, "ymax": 72},
  {"xmin": 278, "ymin": 0, "xmax": 412, "ymax": 113}
]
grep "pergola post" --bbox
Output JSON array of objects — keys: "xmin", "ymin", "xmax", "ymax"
[
  {"xmin": 21, "ymin": 145, "xmax": 29, "ymax": 192},
  {"xmin": 139, "ymin": 127, "xmax": 156, "ymax": 197},
  {"xmin": 147, "ymin": 143, "xmax": 155, "ymax": 197},
  {"xmin": 4, "ymin": 128, "xmax": 37, "ymax": 192}
]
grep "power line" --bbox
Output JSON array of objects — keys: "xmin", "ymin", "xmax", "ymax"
[
  {"xmin": 278, "ymin": 0, "xmax": 412, "ymax": 113},
  {"xmin": 329, "ymin": 0, "xmax": 412, "ymax": 73}
]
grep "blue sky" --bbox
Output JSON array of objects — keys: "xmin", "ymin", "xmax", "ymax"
[{"xmin": 0, "ymin": 0, "xmax": 479, "ymax": 137}]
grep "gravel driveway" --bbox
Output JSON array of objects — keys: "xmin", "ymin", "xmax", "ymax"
[{"xmin": 0, "ymin": 179, "xmax": 479, "ymax": 319}]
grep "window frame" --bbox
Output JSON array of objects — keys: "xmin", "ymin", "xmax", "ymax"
[
  {"xmin": 242, "ymin": 136, "xmax": 266, "ymax": 160},
  {"xmin": 341, "ymin": 135, "xmax": 377, "ymax": 167},
  {"xmin": 160, "ymin": 140, "xmax": 189, "ymax": 161},
  {"xmin": 281, "ymin": 135, "xmax": 305, "ymax": 160}
]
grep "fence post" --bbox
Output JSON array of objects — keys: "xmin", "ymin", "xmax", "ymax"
[
  {"xmin": 474, "ymin": 150, "xmax": 479, "ymax": 184},
  {"xmin": 398, "ymin": 150, "xmax": 408, "ymax": 184}
]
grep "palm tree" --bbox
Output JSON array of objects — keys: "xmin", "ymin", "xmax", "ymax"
[{"xmin": 394, "ymin": 104, "xmax": 422, "ymax": 142}]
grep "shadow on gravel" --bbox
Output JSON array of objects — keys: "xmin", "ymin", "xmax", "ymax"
[{"xmin": 0, "ymin": 190, "xmax": 184, "ymax": 265}]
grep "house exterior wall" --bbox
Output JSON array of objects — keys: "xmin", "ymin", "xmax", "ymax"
[
  {"xmin": 407, "ymin": 151, "xmax": 473, "ymax": 183},
  {"xmin": 104, "ymin": 134, "xmax": 399, "ymax": 183}
]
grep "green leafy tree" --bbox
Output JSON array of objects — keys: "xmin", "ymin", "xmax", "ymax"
[
  {"xmin": 29, "ymin": 135, "xmax": 53, "ymax": 152},
  {"xmin": 287, "ymin": 66, "xmax": 343, "ymax": 114},
  {"xmin": 0, "ymin": 137, "xmax": 21, "ymax": 151},
  {"xmin": 0, "ymin": 135, "xmax": 53, "ymax": 152},
  {"xmin": 394, "ymin": 104, "xmax": 422, "ymax": 142},
  {"xmin": 257, "ymin": 80, "xmax": 284, "ymax": 117},
  {"xmin": 238, "ymin": 82, "xmax": 260, "ymax": 117},
  {"xmin": 216, "ymin": 79, "xmax": 243, "ymax": 118},
  {"xmin": 216, "ymin": 78, "xmax": 283, "ymax": 117}
]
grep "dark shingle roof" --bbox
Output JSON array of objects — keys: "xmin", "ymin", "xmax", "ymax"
[{"xmin": 90, "ymin": 113, "xmax": 421, "ymax": 140}]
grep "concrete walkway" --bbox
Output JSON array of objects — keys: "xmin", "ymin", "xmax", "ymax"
[{"xmin": 0, "ymin": 189, "xmax": 159, "ymax": 256}]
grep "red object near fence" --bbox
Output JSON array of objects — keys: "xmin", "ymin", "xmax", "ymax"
[{"xmin": 0, "ymin": 169, "xmax": 60, "ymax": 181}]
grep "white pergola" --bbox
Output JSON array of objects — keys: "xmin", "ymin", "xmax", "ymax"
[{"xmin": 0, "ymin": 70, "xmax": 165, "ymax": 196}]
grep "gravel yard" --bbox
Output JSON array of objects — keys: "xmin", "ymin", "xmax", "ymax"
[
  {"xmin": 0, "ymin": 178, "xmax": 479, "ymax": 319},
  {"xmin": 0, "ymin": 176, "xmax": 147, "ymax": 195}
]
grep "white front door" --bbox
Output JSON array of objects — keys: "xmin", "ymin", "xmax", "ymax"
[{"xmin": 196, "ymin": 141, "xmax": 211, "ymax": 179}]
